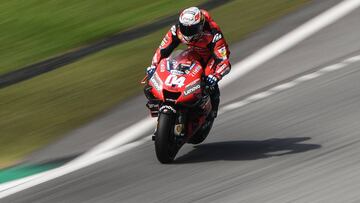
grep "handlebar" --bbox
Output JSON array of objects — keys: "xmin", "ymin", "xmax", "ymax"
[{"xmin": 141, "ymin": 75, "xmax": 148, "ymax": 84}]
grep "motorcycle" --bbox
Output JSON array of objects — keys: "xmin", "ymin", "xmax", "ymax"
[{"xmin": 142, "ymin": 49, "xmax": 215, "ymax": 163}]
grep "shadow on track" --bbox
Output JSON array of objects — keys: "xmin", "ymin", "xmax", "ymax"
[
  {"xmin": 175, "ymin": 137, "xmax": 320, "ymax": 163},
  {"xmin": 21, "ymin": 154, "xmax": 80, "ymax": 168}
]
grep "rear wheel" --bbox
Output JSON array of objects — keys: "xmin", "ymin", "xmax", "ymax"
[{"xmin": 155, "ymin": 112, "xmax": 179, "ymax": 163}]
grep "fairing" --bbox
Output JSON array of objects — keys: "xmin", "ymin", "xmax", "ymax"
[{"xmin": 149, "ymin": 50, "xmax": 204, "ymax": 105}]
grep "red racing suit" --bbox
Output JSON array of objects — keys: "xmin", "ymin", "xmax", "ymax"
[{"xmin": 151, "ymin": 9, "xmax": 231, "ymax": 81}]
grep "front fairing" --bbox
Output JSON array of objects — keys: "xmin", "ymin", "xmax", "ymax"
[{"xmin": 148, "ymin": 58, "xmax": 204, "ymax": 104}]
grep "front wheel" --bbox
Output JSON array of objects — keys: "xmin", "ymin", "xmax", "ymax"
[{"xmin": 155, "ymin": 112, "xmax": 179, "ymax": 163}]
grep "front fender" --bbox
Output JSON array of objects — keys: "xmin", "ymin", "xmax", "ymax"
[{"xmin": 159, "ymin": 105, "xmax": 177, "ymax": 114}]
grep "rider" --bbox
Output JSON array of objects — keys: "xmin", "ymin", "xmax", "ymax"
[{"xmin": 146, "ymin": 7, "xmax": 231, "ymax": 117}]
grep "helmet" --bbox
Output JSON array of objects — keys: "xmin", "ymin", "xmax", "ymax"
[{"xmin": 179, "ymin": 7, "xmax": 204, "ymax": 42}]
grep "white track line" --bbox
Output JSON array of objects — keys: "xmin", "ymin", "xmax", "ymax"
[
  {"xmin": 220, "ymin": 0, "xmax": 360, "ymax": 88},
  {"xmin": 1, "ymin": 0, "xmax": 360, "ymax": 198},
  {"xmin": 270, "ymin": 82, "xmax": 297, "ymax": 92},
  {"xmin": 220, "ymin": 54, "xmax": 360, "ymax": 113},
  {"xmin": 0, "ymin": 136, "xmax": 151, "ymax": 198},
  {"xmin": 80, "ymin": 118, "xmax": 156, "ymax": 159},
  {"xmin": 320, "ymin": 63, "xmax": 347, "ymax": 72}
]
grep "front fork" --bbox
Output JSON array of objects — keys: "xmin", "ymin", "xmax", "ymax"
[
  {"xmin": 150, "ymin": 102, "xmax": 209, "ymax": 141},
  {"xmin": 151, "ymin": 105, "xmax": 186, "ymax": 145},
  {"xmin": 174, "ymin": 111, "xmax": 186, "ymax": 137},
  {"xmin": 149, "ymin": 102, "xmax": 208, "ymax": 144}
]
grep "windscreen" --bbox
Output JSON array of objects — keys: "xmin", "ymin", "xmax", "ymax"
[{"xmin": 166, "ymin": 59, "xmax": 194, "ymax": 74}]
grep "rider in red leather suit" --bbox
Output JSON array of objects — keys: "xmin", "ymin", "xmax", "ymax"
[{"xmin": 146, "ymin": 7, "xmax": 231, "ymax": 117}]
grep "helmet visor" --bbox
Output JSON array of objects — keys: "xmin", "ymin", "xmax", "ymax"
[{"xmin": 179, "ymin": 23, "xmax": 201, "ymax": 37}]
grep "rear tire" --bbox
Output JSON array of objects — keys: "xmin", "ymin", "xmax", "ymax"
[{"xmin": 155, "ymin": 112, "xmax": 179, "ymax": 163}]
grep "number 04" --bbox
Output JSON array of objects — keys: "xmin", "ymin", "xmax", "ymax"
[{"xmin": 165, "ymin": 75, "xmax": 186, "ymax": 87}]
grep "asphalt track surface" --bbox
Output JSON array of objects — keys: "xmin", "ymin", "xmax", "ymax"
[{"xmin": 5, "ymin": 0, "xmax": 360, "ymax": 202}]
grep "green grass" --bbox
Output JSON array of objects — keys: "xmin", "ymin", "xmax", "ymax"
[
  {"xmin": 0, "ymin": 0, "xmax": 205, "ymax": 75},
  {"xmin": 0, "ymin": 0, "xmax": 310, "ymax": 167}
]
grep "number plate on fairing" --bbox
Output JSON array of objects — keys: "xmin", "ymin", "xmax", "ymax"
[{"xmin": 165, "ymin": 75, "xmax": 186, "ymax": 88}]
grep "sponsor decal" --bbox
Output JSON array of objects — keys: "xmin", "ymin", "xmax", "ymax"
[
  {"xmin": 191, "ymin": 65, "xmax": 202, "ymax": 76},
  {"xmin": 170, "ymin": 70, "xmax": 185, "ymax": 75},
  {"xmin": 216, "ymin": 63, "xmax": 227, "ymax": 74},
  {"xmin": 171, "ymin": 60, "xmax": 178, "ymax": 67},
  {"xmin": 182, "ymin": 16, "xmax": 194, "ymax": 23},
  {"xmin": 159, "ymin": 105, "xmax": 176, "ymax": 113},
  {"xmin": 218, "ymin": 46, "xmax": 227, "ymax": 59},
  {"xmin": 212, "ymin": 33, "xmax": 222, "ymax": 43},
  {"xmin": 160, "ymin": 36, "xmax": 169, "ymax": 48},
  {"xmin": 150, "ymin": 72, "xmax": 162, "ymax": 91},
  {"xmin": 181, "ymin": 10, "xmax": 200, "ymax": 25},
  {"xmin": 184, "ymin": 84, "xmax": 201, "ymax": 96},
  {"xmin": 184, "ymin": 81, "xmax": 201, "ymax": 96},
  {"xmin": 216, "ymin": 63, "xmax": 230, "ymax": 76},
  {"xmin": 160, "ymin": 63, "xmax": 165, "ymax": 72}
]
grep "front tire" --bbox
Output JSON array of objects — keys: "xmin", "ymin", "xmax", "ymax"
[{"xmin": 155, "ymin": 112, "xmax": 178, "ymax": 163}]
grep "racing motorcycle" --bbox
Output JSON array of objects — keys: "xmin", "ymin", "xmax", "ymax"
[{"xmin": 142, "ymin": 49, "xmax": 215, "ymax": 163}]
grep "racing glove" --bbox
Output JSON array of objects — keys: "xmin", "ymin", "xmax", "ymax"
[
  {"xmin": 146, "ymin": 65, "xmax": 156, "ymax": 78},
  {"xmin": 206, "ymin": 74, "xmax": 219, "ymax": 87}
]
